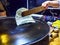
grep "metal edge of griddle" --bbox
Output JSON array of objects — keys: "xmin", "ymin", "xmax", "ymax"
[
  {"xmin": 0, "ymin": 17, "xmax": 15, "ymax": 19},
  {"xmin": 25, "ymin": 29, "xmax": 50, "ymax": 45},
  {"xmin": 24, "ymin": 20, "xmax": 50, "ymax": 45}
]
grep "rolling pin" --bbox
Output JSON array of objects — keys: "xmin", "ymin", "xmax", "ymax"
[
  {"xmin": 22, "ymin": 6, "xmax": 46, "ymax": 16},
  {"xmin": 16, "ymin": 6, "xmax": 46, "ymax": 17}
]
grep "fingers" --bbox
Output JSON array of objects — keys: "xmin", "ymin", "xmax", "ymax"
[{"xmin": 42, "ymin": 1, "xmax": 50, "ymax": 9}]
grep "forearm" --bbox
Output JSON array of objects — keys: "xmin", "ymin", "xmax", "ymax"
[{"xmin": 48, "ymin": 1, "xmax": 59, "ymax": 8}]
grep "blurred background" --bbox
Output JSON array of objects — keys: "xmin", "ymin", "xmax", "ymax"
[
  {"xmin": 0, "ymin": 0, "xmax": 60, "ymax": 17},
  {"xmin": 0, "ymin": 0, "xmax": 60, "ymax": 45}
]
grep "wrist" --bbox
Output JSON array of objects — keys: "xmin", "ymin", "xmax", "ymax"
[
  {"xmin": 47, "ymin": 1, "xmax": 52, "ymax": 6},
  {"xmin": 48, "ymin": 1, "xmax": 59, "ymax": 8}
]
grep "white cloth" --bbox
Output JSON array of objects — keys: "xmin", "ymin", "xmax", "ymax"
[{"xmin": 15, "ymin": 8, "xmax": 35, "ymax": 26}]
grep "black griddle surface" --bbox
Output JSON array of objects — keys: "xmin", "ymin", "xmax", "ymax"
[{"xmin": 0, "ymin": 16, "xmax": 49, "ymax": 45}]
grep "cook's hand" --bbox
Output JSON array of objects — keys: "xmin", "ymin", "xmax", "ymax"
[
  {"xmin": 42, "ymin": 1, "xmax": 59, "ymax": 8},
  {"xmin": 42, "ymin": 1, "xmax": 50, "ymax": 9}
]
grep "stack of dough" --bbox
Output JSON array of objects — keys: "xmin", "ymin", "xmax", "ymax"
[{"xmin": 49, "ymin": 27, "xmax": 60, "ymax": 45}]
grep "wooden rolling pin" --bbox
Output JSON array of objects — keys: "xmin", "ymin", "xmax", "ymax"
[{"xmin": 22, "ymin": 6, "xmax": 46, "ymax": 16}]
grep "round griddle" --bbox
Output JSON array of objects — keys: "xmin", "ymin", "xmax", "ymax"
[{"xmin": 0, "ymin": 16, "xmax": 50, "ymax": 45}]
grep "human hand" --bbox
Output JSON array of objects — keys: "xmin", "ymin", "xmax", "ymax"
[
  {"xmin": 42, "ymin": 1, "xmax": 59, "ymax": 9},
  {"xmin": 42, "ymin": 1, "xmax": 50, "ymax": 9}
]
